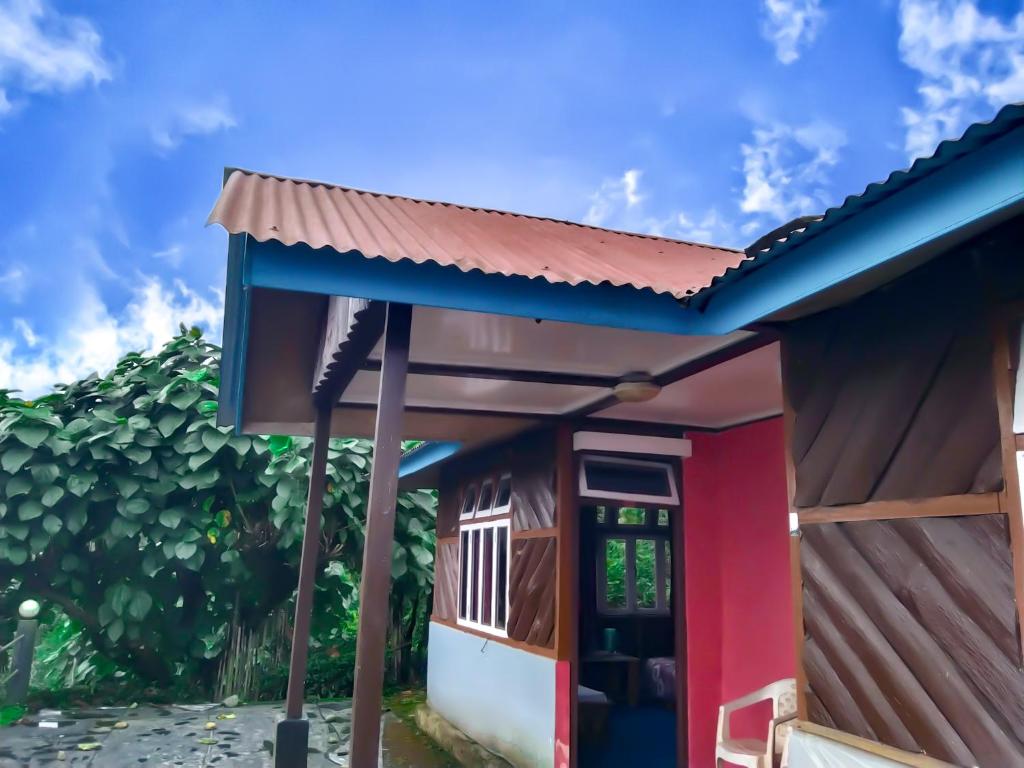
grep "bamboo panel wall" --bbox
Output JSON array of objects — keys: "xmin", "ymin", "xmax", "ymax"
[
  {"xmin": 801, "ymin": 515, "xmax": 1024, "ymax": 766},
  {"xmin": 508, "ymin": 537, "xmax": 557, "ymax": 648},
  {"xmin": 783, "ymin": 258, "xmax": 1002, "ymax": 508},
  {"xmin": 433, "ymin": 539, "xmax": 459, "ymax": 622}
]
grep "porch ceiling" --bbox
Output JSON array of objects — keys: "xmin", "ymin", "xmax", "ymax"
[{"xmin": 237, "ymin": 287, "xmax": 775, "ymax": 449}]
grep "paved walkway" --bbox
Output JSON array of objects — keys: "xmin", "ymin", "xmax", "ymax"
[{"xmin": 0, "ymin": 701, "xmax": 456, "ymax": 767}]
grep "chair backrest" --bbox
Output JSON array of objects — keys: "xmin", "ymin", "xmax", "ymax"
[{"xmin": 772, "ymin": 678, "xmax": 798, "ymax": 719}]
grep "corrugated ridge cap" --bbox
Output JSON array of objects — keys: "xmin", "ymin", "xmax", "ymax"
[{"xmin": 704, "ymin": 102, "xmax": 1024, "ymax": 297}]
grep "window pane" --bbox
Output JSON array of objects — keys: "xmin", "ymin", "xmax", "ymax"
[
  {"xmin": 495, "ymin": 477, "xmax": 512, "ymax": 510},
  {"xmin": 477, "ymin": 482, "xmax": 494, "ymax": 514},
  {"xmin": 482, "ymin": 528, "xmax": 494, "ymax": 626},
  {"xmin": 461, "ymin": 487, "xmax": 478, "ymax": 517},
  {"xmin": 458, "ymin": 531, "xmax": 469, "ymax": 619},
  {"xmin": 585, "ymin": 459, "xmax": 672, "ymax": 497},
  {"xmin": 618, "ymin": 507, "xmax": 647, "ymax": 526},
  {"xmin": 657, "ymin": 509, "xmax": 670, "ymax": 527},
  {"xmin": 636, "ymin": 539, "xmax": 657, "ymax": 608},
  {"xmin": 470, "ymin": 530, "xmax": 481, "ymax": 622},
  {"xmin": 495, "ymin": 527, "xmax": 508, "ymax": 630},
  {"xmin": 605, "ymin": 538, "xmax": 627, "ymax": 610},
  {"xmin": 595, "ymin": 506, "xmax": 607, "ymax": 525}
]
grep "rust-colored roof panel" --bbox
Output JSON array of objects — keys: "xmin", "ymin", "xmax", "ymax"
[{"xmin": 208, "ymin": 169, "xmax": 747, "ymax": 299}]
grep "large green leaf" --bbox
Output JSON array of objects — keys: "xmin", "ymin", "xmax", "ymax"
[
  {"xmin": 1, "ymin": 446, "xmax": 32, "ymax": 473},
  {"xmin": 6, "ymin": 474, "xmax": 32, "ymax": 498},
  {"xmin": 17, "ymin": 500, "xmax": 43, "ymax": 521},
  {"xmin": 12, "ymin": 422, "xmax": 50, "ymax": 448},
  {"xmin": 200, "ymin": 429, "xmax": 230, "ymax": 454},
  {"xmin": 157, "ymin": 411, "xmax": 186, "ymax": 438},
  {"xmin": 30, "ymin": 462, "xmax": 60, "ymax": 484},
  {"xmin": 42, "ymin": 514, "xmax": 63, "ymax": 535}
]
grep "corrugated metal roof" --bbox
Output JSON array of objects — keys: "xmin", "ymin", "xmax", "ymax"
[
  {"xmin": 701, "ymin": 102, "xmax": 1024, "ymax": 300},
  {"xmin": 207, "ymin": 169, "xmax": 746, "ymax": 300}
]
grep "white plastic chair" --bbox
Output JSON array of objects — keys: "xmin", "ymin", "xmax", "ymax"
[{"xmin": 716, "ymin": 678, "xmax": 798, "ymax": 768}]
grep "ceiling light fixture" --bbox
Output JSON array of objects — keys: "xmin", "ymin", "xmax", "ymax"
[{"xmin": 613, "ymin": 373, "xmax": 661, "ymax": 403}]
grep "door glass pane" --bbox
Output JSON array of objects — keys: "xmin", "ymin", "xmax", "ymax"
[
  {"xmin": 636, "ymin": 539, "xmax": 657, "ymax": 608},
  {"xmin": 664, "ymin": 542, "xmax": 672, "ymax": 606},
  {"xmin": 495, "ymin": 527, "xmax": 508, "ymax": 630},
  {"xmin": 605, "ymin": 538, "xmax": 627, "ymax": 609},
  {"xmin": 470, "ymin": 529, "xmax": 480, "ymax": 622},
  {"xmin": 595, "ymin": 506, "xmax": 607, "ymax": 525},
  {"xmin": 482, "ymin": 528, "xmax": 494, "ymax": 626},
  {"xmin": 458, "ymin": 530, "xmax": 469, "ymax": 619},
  {"xmin": 657, "ymin": 509, "xmax": 670, "ymax": 527},
  {"xmin": 617, "ymin": 507, "xmax": 646, "ymax": 526}
]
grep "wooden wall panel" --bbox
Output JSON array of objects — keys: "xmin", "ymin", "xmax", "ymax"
[
  {"xmin": 800, "ymin": 514, "xmax": 1024, "ymax": 766},
  {"xmin": 433, "ymin": 538, "xmax": 459, "ymax": 622},
  {"xmin": 512, "ymin": 463, "xmax": 556, "ymax": 532},
  {"xmin": 783, "ymin": 257, "xmax": 1002, "ymax": 508},
  {"xmin": 508, "ymin": 536, "xmax": 557, "ymax": 648}
]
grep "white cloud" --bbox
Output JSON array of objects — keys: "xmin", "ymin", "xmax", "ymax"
[
  {"xmin": 740, "ymin": 118, "xmax": 846, "ymax": 223},
  {"xmin": 761, "ymin": 0, "xmax": 825, "ymax": 64},
  {"xmin": 12, "ymin": 317, "xmax": 37, "ymax": 346},
  {"xmin": 0, "ymin": 0, "xmax": 109, "ymax": 113},
  {"xmin": 0, "ymin": 275, "xmax": 223, "ymax": 396},
  {"xmin": 899, "ymin": 0, "xmax": 1024, "ymax": 159},
  {"xmin": 584, "ymin": 168, "xmax": 644, "ymax": 226},
  {"xmin": 153, "ymin": 244, "xmax": 185, "ymax": 268},
  {"xmin": 152, "ymin": 100, "xmax": 237, "ymax": 150},
  {"xmin": 0, "ymin": 263, "xmax": 26, "ymax": 301}
]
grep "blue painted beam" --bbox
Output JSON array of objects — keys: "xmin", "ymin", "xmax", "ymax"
[
  {"xmin": 699, "ymin": 126, "xmax": 1024, "ymax": 329},
  {"xmin": 398, "ymin": 441, "xmax": 462, "ymax": 479},
  {"xmin": 216, "ymin": 233, "xmax": 245, "ymax": 429},
  {"xmin": 243, "ymin": 239, "xmax": 720, "ymax": 336}
]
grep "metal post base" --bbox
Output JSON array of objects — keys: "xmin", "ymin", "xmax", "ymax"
[{"xmin": 274, "ymin": 717, "xmax": 310, "ymax": 768}]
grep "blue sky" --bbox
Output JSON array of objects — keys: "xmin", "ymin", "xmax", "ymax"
[{"xmin": 1, "ymin": 0, "xmax": 1023, "ymax": 394}]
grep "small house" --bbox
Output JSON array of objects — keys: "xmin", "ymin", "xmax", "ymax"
[{"xmin": 209, "ymin": 102, "xmax": 1024, "ymax": 767}]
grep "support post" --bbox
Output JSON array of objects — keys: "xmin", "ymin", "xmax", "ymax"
[
  {"xmin": 349, "ymin": 302, "xmax": 412, "ymax": 768},
  {"xmin": 274, "ymin": 403, "xmax": 332, "ymax": 767},
  {"xmin": 4, "ymin": 601, "xmax": 40, "ymax": 706}
]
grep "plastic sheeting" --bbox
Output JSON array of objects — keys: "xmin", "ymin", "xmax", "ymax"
[{"xmin": 784, "ymin": 729, "xmax": 943, "ymax": 768}]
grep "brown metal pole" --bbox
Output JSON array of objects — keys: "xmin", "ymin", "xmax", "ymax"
[
  {"xmin": 274, "ymin": 403, "xmax": 332, "ymax": 766},
  {"xmin": 349, "ymin": 302, "xmax": 412, "ymax": 768}
]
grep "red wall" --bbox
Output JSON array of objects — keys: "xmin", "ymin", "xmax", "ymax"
[{"xmin": 683, "ymin": 417, "xmax": 795, "ymax": 767}]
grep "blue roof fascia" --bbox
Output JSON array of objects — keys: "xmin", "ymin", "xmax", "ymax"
[
  {"xmin": 697, "ymin": 122, "xmax": 1024, "ymax": 329},
  {"xmin": 217, "ymin": 232, "xmax": 246, "ymax": 430},
  {"xmin": 242, "ymin": 237, "xmax": 723, "ymax": 336},
  {"xmin": 398, "ymin": 441, "xmax": 462, "ymax": 480}
]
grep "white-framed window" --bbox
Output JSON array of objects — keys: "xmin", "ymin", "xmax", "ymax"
[
  {"xmin": 578, "ymin": 454, "xmax": 679, "ymax": 505},
  {"xmin": 457, "ymin": 517, "xmax": 510, "ymax": 636},
  {"xmin": 459, "ymin": 485, "xmax": 478, "ymax": 521},
  {"xmin": 597, "ymin": 533, "xmax": 671, "ymax": 615}
]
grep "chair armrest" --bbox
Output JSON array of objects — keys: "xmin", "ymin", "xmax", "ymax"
[{"xmin": 716, "ymin": 704, "xmax": 728, "ymax": 743}]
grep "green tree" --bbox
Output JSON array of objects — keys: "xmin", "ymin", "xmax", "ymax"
[{"xmin": 0, "ymin": 328, "xmax": 435, "ymax": 688}]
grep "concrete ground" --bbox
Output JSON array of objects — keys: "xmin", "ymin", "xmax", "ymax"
[{"xmin": 0, "ymin": 701, "xmax": 457, "ymax": 767}]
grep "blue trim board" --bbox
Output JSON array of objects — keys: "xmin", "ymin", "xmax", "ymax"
[
  {"xmin": 398, "ymin": 441, "xmax": 461, "ymax": 478},
  {"xmin": 243, "ymin": 239, "xmax": 722, "ymax": 336},
  {"xmin": 216, "ymin": 233, "xmax": 244, "ymax": 429}
]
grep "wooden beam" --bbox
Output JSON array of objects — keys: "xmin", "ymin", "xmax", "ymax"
[
  {"xmin": 990, "ymin": 313, "xmax": 1024, "ymax": 661},
  {"xmin": 797, "ymin": 492, "xmax": 1002, "ymax": 525},
  {"xmin": 313, "ymin": 297, "xmax": 387, "ymax": 405},
  {"xmin": 274, "ymin": 403, "xmax": 332, "ymax": 766},
  {"xmin": 361, "ymin": 359, "xmax": 619, "ymax": 389},
  {"xmin": 554, "ymin": 424, "xmax": 579, "ymax": 768},
  {"xmin": 349, "ymin": 303, "xmax": 412, "ymax": 768},
  {"xmin": 780, "ymin": 342, "xmax": 809, "ymax": 721},
  {"xmin": 283, "ymin": 403, "xmax": 332, "ymax": 719},
  {"xmin": 671, "ymin": 482, "xmax": 689, "ymax": 766}
]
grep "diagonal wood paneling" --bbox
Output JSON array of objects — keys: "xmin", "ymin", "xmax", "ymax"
[
  {"xmin": 511, "ymin": 464, "xmax": 556, "ymax": 532},
  {"xmin": 801, "ymin": 515, "xmax": 1024, "ymax": 766},
  {"xmin": 508, "ymin": 536, "xmax": 557, "ymax": 648},
  {"xmin": 783, "ymin": 256, "xmax": 1002, "ymax": 508},
  {"xmin": 433, "ymin": 539, "xmax": 459, "ymax": 622}
]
